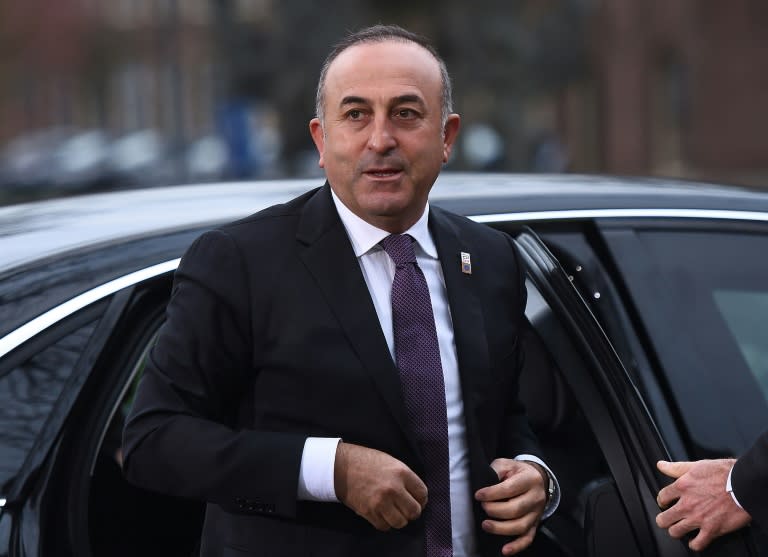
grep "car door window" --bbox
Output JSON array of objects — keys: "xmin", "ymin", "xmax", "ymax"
[
  {"xmin": 601, "ymin": 226, "xmax": 768, "ymax": 460},
  {"xmin": 713, "ymin": 289, "xmax": 768, "ymax": 398},
  {"xmin": 492, "ymin": 221, "xmax": 691, "ymax": 462},
  {"xmin": 0, "ymin": 312, "xmax": 103, "ymax": 493}
]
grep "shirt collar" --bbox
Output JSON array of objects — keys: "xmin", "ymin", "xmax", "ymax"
[{"xmin": 331, "ymin": 189, "xmax": 438, "ymax": 259}]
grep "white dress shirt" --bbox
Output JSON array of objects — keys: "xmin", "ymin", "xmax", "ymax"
[
  {"xmin": 727, "ymin": 464, "xmax": 744, "ymax": 508},
  {"xmin": 296, "ymin": 191, "xmax": 559, "ymax": 557}
]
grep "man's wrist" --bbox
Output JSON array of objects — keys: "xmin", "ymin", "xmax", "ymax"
[
  {"xmin": 726, "ymin": 459, "xmax": 744, "ymax": 509},
  {"xmin": 532, "ymin": 462, "xmax": 555, "ymax": 504},
  {"xmin": 515, "ymin": 454, "xmax": 560, "ymax": 518}
]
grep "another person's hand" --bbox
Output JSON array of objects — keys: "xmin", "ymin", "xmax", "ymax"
[
  {"xmin": 475, "ymin": 458, "xmax": 547, "ymax": 555},
  {"xmin": 334, "ymin": 441, "xmax": 428, "ymax": 531},
  {"xmin": 656, "ymin": 459, "xmax": 752, "ymax": 551}
]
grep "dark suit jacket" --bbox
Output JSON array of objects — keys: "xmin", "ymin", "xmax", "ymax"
[
  {"xmin": 122, "ymin": 183, "xmax": 542, "ymax": 557},
  {"xmin": 732, "ymin": 432, "xmax": 768, "ymax": 529}
]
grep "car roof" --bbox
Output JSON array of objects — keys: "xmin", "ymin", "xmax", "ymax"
[{"xmin": 1, "ymin": 173, "xmax": 768, "ymax": 273}]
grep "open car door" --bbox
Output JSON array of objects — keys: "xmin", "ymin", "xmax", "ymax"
[{"xmin": 513, "ymin": 229, "xmax": 757, "ymax": 557}]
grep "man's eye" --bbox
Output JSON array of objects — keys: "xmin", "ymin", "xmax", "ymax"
[
  {"xmin": 396, "ymin": 109, "xmax": 417, "ymax": 119},
  {"xmin": 348, "ymin": 110, "xmax": 362, "ymax": 120}
]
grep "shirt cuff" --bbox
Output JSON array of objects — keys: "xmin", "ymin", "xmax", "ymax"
[
  {"xmin": 515, "ymin": 454, "xmax": 561, "ymax": 519},
  {"xmin": 297, "ymin": 437, "xmax": 342, "ymax": 502},
  {"xmin": 726, "ymin": 463, "xmax": 744, "ymax": 509}
]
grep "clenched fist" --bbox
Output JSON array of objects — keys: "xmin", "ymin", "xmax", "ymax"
[{"xmin": 334, "ymin": 442, "xmax": 428, "ymax": 531}]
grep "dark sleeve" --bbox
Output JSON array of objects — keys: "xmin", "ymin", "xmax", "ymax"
[
  {"xmin": 732, "ymin": 430, "xmax": 768, "ymax": 529},
  {"xmin": 122, "ymin": 229, "xmax": 306, "ymax": 519}
]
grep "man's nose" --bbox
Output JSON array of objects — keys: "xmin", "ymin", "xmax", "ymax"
[{"xmin": 366, "ymin": 116, "xmax": 397, "ymax": 153}]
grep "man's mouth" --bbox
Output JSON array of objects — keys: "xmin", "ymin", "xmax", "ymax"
[{"xmin": 364, "ymin": 168, "xmax": 402, "ymax": 178}]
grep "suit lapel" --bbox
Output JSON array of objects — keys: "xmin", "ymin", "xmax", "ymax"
[
  {"xmin": 429, "ymin": 208, "xmax": 494, "ymax": 488},
  {"xmin": 429, "ymin": 207, "xmax": 491, "ymax": 398},
  {"xmin": 296, "ymin": 184, "xmax": 420, "ymax": 458}
]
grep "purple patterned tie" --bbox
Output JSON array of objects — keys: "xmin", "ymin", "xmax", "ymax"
[{"xmin": 380, "ymin": 234, "xmax": 453, "ymax": 557}]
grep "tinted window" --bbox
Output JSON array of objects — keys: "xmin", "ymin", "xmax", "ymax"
[
  {"xmin": 713, "ymin": 289, "xmax": 768, "ymax": 399},
  {"xmin": 0, "ymin": 319, "xmax": 97, "ymax": 488},
  {"xmin": 605, "ymin": 227, "xmax": 768, "ymax": 458}
]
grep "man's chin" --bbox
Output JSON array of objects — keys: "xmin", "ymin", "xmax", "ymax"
[
  {"xmin": 363, "ymin": 202, "xmax": 426, "ymax": 232},
  {"xmin": 364, "ymin": 197, "xmax": 412, "ymax": 217}
]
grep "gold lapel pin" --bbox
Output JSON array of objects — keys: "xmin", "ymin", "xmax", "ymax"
[{"xmin": 460, "ymin": 252, "xmax": 472, "ymax": 274}]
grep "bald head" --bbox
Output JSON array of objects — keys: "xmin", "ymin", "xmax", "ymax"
[{"xmin": 315, "ymin": 24, "xmax": 453, "ymax": 127}]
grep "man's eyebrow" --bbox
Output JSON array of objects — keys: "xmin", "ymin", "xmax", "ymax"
[
  {"xmin": 340, "ymin": 96, "xmax": 369, "ymax": 106},
  {"xmin": 338, "ymin": 94, "xmax": 427, "ymax": 107},
  {"xmin": 393, "ymin": 94, "xmax": 425, "ymax": 106}
]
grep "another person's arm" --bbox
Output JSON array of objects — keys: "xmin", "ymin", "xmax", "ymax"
[{"xmin": 656, "ymin": 459, "xmax": 752, "ymax": 551}]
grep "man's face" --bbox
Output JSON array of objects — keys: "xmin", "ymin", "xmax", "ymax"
[{"xmin": 310, "ymin": 40, "xmax": 460, "ymax": 233}]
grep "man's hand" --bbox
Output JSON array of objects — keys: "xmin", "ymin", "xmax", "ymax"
[
  {"xmin": 334, "ymin": 441, "xmax": 428, "ymax": 531},
  {"xmin": 474, "ymin": 458, "xmax": 547, "ymax": 555},
  {"xmin": 656, "ymin": 459, "xmax": 752, "ymax": 551}
]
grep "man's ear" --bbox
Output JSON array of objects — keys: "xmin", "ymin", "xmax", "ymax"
[
  {"xmin": 442, "ymin": 114, "xmax": 461, "ymax": 163},
  {"xmin": 309, "ymin": 118, "xmax": 325, "ymax": 168}
]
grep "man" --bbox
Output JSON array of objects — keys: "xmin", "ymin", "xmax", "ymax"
[
  {"xmin": 123, "ymin": 24, "xmax": 558, "ymax": 557},
  {"xmin": 656, "ymin": 435, "xmax": 767, "ymax": 551}
]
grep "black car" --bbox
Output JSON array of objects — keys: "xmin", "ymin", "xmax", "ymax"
[{"xmin": 1, "ymin": 174, "xmax": 767, "ymax": 557}]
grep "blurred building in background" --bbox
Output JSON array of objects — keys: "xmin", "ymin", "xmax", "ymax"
[
  {"xmin": 598, "ymin": 0, "xmax": 768, "ymax": 184},
  {"xmin": 0, "ymin": 0, "xmax": 766, "ymax": 203}
]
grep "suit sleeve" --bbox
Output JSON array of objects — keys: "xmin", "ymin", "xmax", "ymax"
[
  {"xmin": 731, "ymin": 430, "xmax": 768, "ymax": 529},
  {"xmin": 497, "ymin": 234, "xmax": 542, "ymax": 458},
  {"xmin": 122, "ymin": 229, "xmax": 306, "ymax": 519}
]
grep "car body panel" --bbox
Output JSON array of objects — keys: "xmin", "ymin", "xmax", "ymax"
[{"xmin": 3, "ymin": 174, "xmax": 768, "ymax": 274}]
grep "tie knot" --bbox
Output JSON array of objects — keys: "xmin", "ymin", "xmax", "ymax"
[{"xmin": 380, "ymin": 234, "xmax": 417, "ymax": 266}]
